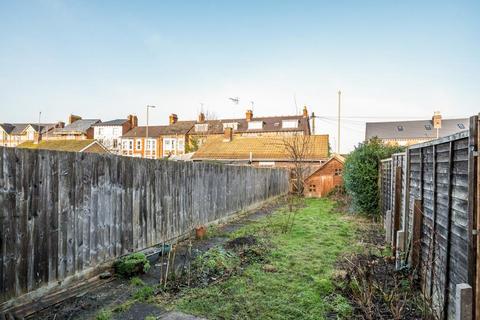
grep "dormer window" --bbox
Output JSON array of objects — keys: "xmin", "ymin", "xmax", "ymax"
[
  {"xmin": 458, "ymin": 123, "xmax": 465, "ymax": 129},
  {"xmin": 397, "ymin": 126, "xmax": 404, "ymax": 132},
  {"xmin": 248, "ymin": 121, "xmax": 263, "ymax": 130},
  {"xmin": 425, "ymin": 125, "xmax": 432, "ymax": 130},
  {"xmin": 223, "ymin": 122, "xmax": 239, "ymax": 130},
  {"xmin": 282, "ymin": 120, "xmax": 298, "ymax": 129},
  {"xmin": 195, "ymin": 123, "xmax": 209, "ymax": 132}
]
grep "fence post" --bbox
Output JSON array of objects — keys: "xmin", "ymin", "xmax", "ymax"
[
  {"xmin": 411, "ymin": 199, "xmax": 423, "ymax": 270},
  {"xmin": 455, "ymin": 283, "xmax": 473, "ymax": 320},
  {"xmin": 392, "ymin": 166, "xmax": 402, "ymax": 256}
]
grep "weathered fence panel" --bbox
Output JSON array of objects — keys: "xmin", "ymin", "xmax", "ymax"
[
  {"xmin": 0, "ymin": 147, "xmax": 289, "ymax": 304},
  {"xmin": 380, "ymin": 115, "xmax": 479, "ymax": 319}
]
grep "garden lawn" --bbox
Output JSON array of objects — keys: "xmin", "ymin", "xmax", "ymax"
[{"xmin": 175, "ymin": 198, "xmax": 363, "ymax": 320}]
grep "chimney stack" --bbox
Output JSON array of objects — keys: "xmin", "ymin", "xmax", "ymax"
[
  {"xmin": 432, "ymin": 111, "xmax": 442, "ymax": 129},
  {"xmin": 246, "ymin": 109, "xmax": 253, "ymax": 122},
  {"xmin": 303, "ymin": 106, "xmax": 309, "ymax": 118},
  {"xmin": 223, "ymin": 127, "xmax": 233, "ymax": 142},
  {"xmin": 198, "ymin": 112, "xmax": 205, "ymax": 123},
  {"xmin": 68, "ymin": 114, "xmax": 82, "ymax": 124},
  {"xmin": 169, "ymin": 113, "xmax": 178, "ymax": 125},
  {"xmin": 127, "ymin": 114, "xmax": 138, "ymax": 129}
]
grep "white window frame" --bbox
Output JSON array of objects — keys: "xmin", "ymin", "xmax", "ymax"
[
  {"xmin": 222, "ymin": 122, "xmax": 239, "ymax": 130},
  {"xmin": 136, "ymin": 139, "xmax": 142, "ymax": 150},
  {"xmin": 194, "ymin": 123, "xmax": 209, "ymax": 132},
  {"xmin": 247, "ymin": 121, "xmax": 263, "ymax": 130},
  {"xmin": 282, "ymin": 120, "xmax": 298, "ymax": 129}
]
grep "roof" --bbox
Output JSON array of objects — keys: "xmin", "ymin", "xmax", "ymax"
[
  {"xmin": 0, "ymin": 123, "xmax": 58, "ymax": 135},
  {"xmin": 17, "ymin": 140, "xmax": 108, "ymax": 153},
  {"xmin": 92, "ymin": 119, "xmax": 128, "ymax": 126},
  {"xmin": 365, "ymin": 118, "xmax": 469, "ymax": 140},
  {"xmin": 122, "ymin": 122, "xmax": 195, "ymax": 138},
  {"xmin": 54, "ymin": 119, "xmax": 101, "ymax": 135},
  {"xmin": 305, "ymin": 154, "xmax": 345, "ymax": 180},
  {"xmin": 192, "ymin": 135, "xmax": 329, "ymax": 161},
  {"xmin": 188, "ymin": 115, "xmax": 310, "ymax": 135}
]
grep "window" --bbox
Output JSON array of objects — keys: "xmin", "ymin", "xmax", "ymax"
[
  {"xmin": 397, "ymin": 126, "xmax": 404, "ymax": 132},
  {"xmin": 178, "ymin": 138, "xmax": 185, "ymax": 151},
  {"xmin": 136, "ymin": 139, "xmax": 142, "ymax": 150},
  {"xmin": 458, "ymin": 123, "xmax": 465, "ymax": 129},
  {"xmin": 146, "ymin": 139, "xmax": 156, "ymax": 150},
  {"xmin": 122, "ymin": 139, "xmax": 133, "ymax": 150},
  {"xmin": 113, "ymin": 128, "xmax": 119, "ymax": 136},
  {"xmin": 425, "ymin": 125, "xmax": 432, "ymax": 130},
  {"xmin": 113, "ymin": 139, "xmax": 118, "ymax": 148},
  {"xmin": 223, "ymin": 122, "xmax": 239, "ymax": 130},
  {"xmin": 248, "ymin": 121, "xmax": 263, "ymax": 130},
  {"xmin": 282, "ymin": 120, "xmax": 298, "ymax": 129},
  {"xmin": 98, "ymin": 127, "xmax": 104, "ymax": 135},
  {"xmin": 334, "ymin": 168, "xmax": 342, "ymax": 176},
  {"xmin": 163, "ymin": 138, "xmax": 177, "ymax": 151},
  {"xmin": 195, "ymin": 124, "xmax": 209, "ymax": 132},
  {"xmin": 309, "ymin": 184, "xmax": 316, "ymax": 192}
]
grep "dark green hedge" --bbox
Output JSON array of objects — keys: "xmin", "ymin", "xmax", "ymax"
[{"xmin": 343, "ymin": 138, "xmax": 404, "ymax": 217}]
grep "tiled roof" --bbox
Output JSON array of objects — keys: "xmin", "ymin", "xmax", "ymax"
[
  {"xmin": 192, "ymin": 135, "xmax": 329, "ymax": 161},
  {"xmin": 122, "ymin": 122, "xmax": 195, "ymax": 138},
  {"xmin": 54, "ymin": 119, "xmax": 101, "ymax": 134},
  {"xmin": 93, "ymin": 119, "xmax": 128, "ymax": 126},
  {"xmin": 365, "ymin": 118, "xmax": 469, "ymax": 140},
  {"xmin": 0, "ymin": 123, "xmax": 57, "ymax": 135},
  {"xmin": 188, "ymin": 115, "xmax": 310, "ymax": 135},
  {"xmin": 305, "ymin": 154, "xmax": 345, "ymax": 180},
  {"xmin": 17, "ymin": 139, "xmax": 106, "ymax": 153}
]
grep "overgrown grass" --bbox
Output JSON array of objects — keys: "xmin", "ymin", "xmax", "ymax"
[{"xmin": 175, "ymin": 198, "xmax": 364, "ymax": 319}]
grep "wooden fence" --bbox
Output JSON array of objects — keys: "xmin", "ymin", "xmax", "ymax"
[
  {"xmin": 380, "ymin": 115, "xmax": 479, "ymax": 319},
  {"xmin": 0, "ymin": 147, "xmax": 289, "ymax": 305}
]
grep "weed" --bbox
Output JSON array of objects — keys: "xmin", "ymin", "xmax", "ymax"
[
  {"xmin": 133, "ymin": 285, "xmax": 155, "ymax": 301},
  {"xmin": 114, "ymin": 252, "xmax": 151, "ymax": 278},
  {"xmin": 112, "ymin": 300, "xmax": 134, "ymax": 313},
  {"xmin": 130, "ymin": 276, "xmax": 145, "ymax": 287},
  {"xmin": 95, "ymin": 309, "xmax": 112, "ymax": 320},
  {"xmin": 144, "ymin": 316, "xmax": 156, "ymax": 320}
]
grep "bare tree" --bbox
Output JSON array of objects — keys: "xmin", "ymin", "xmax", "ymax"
[{"xmin": 282, "ymin": 134, "xmax": 312, "ymax": 196}]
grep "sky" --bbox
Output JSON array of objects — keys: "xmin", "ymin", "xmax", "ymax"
[{"xmin": 1, "ymin": 0, "xmax": 479, "ymax": 152}]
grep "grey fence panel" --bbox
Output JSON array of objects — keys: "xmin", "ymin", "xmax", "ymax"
[{"xmin": 0, "ymin": 147, "xmax": 289, "ymax": 303}]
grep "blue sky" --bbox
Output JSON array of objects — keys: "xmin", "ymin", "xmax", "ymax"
[{"xmin": 1, "ymin": 0, "xmax": 479, "ymax": 151}]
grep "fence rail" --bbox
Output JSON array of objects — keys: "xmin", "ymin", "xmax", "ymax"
[
  {"xmin": 380, "ymin": 115, "xmax": 479, "ymax": 319},
  {"xmin": 0, "ymin": 147, "xmax": 289, "ymax": 305}
]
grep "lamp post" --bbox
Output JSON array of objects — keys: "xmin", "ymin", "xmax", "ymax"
[{"xmin": 145, "ymin": 105, "xmax": 156, "ymax": 158}]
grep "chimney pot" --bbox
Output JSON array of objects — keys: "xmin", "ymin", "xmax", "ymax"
[
  {"xmin": 169, "ymin": 113, "xmax": 178, "ymax": 125},
  {"xmin": 432, "ymin": 111, "xmax": 442, "ymax": 129},
  {"xmin": 198, "ymin": 112, "xmax": 205, "ymax": 123},
  {"xmin": 223, "ymin": 127, "xmax": 233, "ymax": 142},
  {"xmin": 246, "ymin": 109, "xmax": 253, "ymax": 122},
  {"xmin": 68, "ymin": 114, "xmax": 81, "ymax": 124},
  {"xmin": 303, "ymin": 106, "xmax": 308, "ymax": 118}
]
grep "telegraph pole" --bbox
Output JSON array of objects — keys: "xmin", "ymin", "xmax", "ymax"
[{"xmin": 337, "ymin": 90, "xmax": 341, "ymax": 154}]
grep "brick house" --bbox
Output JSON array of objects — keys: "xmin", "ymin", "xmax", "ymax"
[
  {"xmin": 93, "ymin": 115, "xmax": 137, "ymax": 154},
  {"xmin": 120, "ymin": 115, "xmax": 193, "ymax": 159},
  {"xmin": 304, "ymin": 154, "xmax": 345, "ymax": 197},
  {"xmin": 187, "ymin": 107, "xmax": 311, "ymax": 149}
]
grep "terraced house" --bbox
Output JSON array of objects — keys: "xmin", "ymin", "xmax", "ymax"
[{"xmin": 120, "ymin": 108, "xmax": 312, "ymax": 159}]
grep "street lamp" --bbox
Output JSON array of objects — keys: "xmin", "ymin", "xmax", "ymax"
[{"xmin": 145, "ymin": 105, "xmax": 156, "ymax": 158}]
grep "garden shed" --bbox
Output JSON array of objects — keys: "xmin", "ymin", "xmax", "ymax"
[{"xmin": 304, "ymin": 154, "xmax": 345, "ymax": 197}]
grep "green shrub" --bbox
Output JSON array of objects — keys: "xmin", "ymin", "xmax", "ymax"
[
  {"xmin": 343, "ymin": 138, "xmax": 403, "ymax": 216},
  {"xmin": 114, "ymin": 252, "xmax": 151, "ymax": 278}
]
